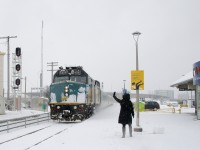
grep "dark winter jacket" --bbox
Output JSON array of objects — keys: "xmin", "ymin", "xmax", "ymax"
[{"xmin": 113, "ymin": 92, "xmax": 134, "ymax": 125}]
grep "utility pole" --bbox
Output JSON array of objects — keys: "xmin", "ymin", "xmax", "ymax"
[
  {"xmin": 25, "ymin": 76, "xmax": 27, "ymax": 101},
  {"xmin": 40, "ymin": 21, "xmax": 44, "ymax": 97},
  {"xmin": 47, "ymin": 62, "xmax": 58, "ymax": 82},
  {"xmin": 0, "ymin": 36, "xmax": 17, "ymax": 100}
]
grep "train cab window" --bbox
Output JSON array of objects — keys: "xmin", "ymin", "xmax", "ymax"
[
  {"xmin": 70, "ymin": 76, "xmax": 86, "ymax": 83},
  {"xmin": 70, "ymin": 76, "xmax": 76, "ymax": 81},
  {"xmin": 54, "ymin": 76, "xmax": 70, "ymax": 83}
]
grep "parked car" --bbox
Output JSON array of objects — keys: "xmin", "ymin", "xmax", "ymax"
[
  {"xmin": 166, "ymin": 101, "xmax": 178, "ymax": 107},
  {"xmin": 145, "ymin": 101, "xmax": 160, "ymax": 110}
]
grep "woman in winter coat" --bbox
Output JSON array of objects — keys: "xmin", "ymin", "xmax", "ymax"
[{"xmin": 113, "ymin": 92, "xmax": 134, "ymax": 138}]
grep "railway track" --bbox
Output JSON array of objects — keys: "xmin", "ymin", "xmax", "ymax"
[
  {"xmin": 0, "ymin": 121, "xmax": 77, "ymax": 150},
  {"xmin": 25, "ymin": 126, "xmax": 68, "ymax": 150}
]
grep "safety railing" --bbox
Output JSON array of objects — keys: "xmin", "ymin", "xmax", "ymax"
[{"xmin": 0, "ymin": 112, "xmax": 50, "ymax": 133}]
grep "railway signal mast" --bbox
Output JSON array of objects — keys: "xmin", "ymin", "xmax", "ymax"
[{"xmin": 12, "ymin": 47, "xmax": 22, "ymax": 110}]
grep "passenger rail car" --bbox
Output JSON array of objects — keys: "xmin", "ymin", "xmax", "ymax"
[{"xmin": 49, "ymin": 66, "xmax": 106, "ymax": 121}]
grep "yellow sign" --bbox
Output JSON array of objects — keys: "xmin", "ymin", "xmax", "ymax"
[{"xmin": 131, "ymin": 70, "xmax": 144, "ymax": 90}]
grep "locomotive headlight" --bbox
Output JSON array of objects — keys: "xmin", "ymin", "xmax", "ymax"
[
  {"xmin": 74, "ymin": 106, "xmax": 77, "ymax": 109},
  {"xmin": 64, "ymin": 86, "xmax": 69, "ymax": 96},
  {"xmin": 65, "ymin": 86, "xmax": 69, "ymax": 93},
  {"xmin": 57, "ymin": 106, "xmax": 60, "ymax": 109}
]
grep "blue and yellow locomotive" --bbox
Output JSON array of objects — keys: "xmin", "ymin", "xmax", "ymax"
[{"xmin": 49, "ymin": 66, "xmax": 103, "ymax": 121}]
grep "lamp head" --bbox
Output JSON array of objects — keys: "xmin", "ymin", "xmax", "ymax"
[
  {"xmin": 132, "ymin": 31, "xmax": 141, "ymax": 42},
  {"xmin": 132, "ymin": 31, "xmax": 141, "ymax": 36}
]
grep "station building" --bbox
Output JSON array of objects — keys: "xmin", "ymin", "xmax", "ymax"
[{"xmin": 171, "ymin": 61, "xmax": 200, "ymax": 119}]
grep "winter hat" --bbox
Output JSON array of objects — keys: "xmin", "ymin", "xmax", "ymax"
[{"xmin": 123, "ymin": 93, "xmax": 130, "ymax": 100}]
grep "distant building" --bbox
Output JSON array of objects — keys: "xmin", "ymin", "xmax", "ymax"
[{"xmin": 154, "ymin": 90, "xmax": 174, "ymax": 100}]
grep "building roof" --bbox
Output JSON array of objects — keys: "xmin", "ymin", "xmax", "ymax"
[{"xmin": 170, "ymin": 71, "xmax": 193, "ymax": 88}]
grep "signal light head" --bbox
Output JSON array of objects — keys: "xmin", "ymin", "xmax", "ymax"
[
  {"xmin": 15, "ymin": 64, "xmax": 21, "ymax": 71},
  {"xmin": 15, "ymin": 78, "xmax": 20, "ymax": 86},
  {"xmin": 16, "ymin": 47, "xmax": 21, "ymax": 57}
]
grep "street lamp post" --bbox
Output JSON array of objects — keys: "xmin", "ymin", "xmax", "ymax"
[{"xmin": 132, "ymin": 31, "xmax": 143, "ymax": 132}]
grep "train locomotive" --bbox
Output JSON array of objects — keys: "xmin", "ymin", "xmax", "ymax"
[{"xmin": 49, "ymin": 66, "xmax": 110, "ymax": 121}]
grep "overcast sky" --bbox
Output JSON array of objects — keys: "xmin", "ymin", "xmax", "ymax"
[{"xmin": 0, "ymin": 0, "xmax": 200, "ymax": 96}]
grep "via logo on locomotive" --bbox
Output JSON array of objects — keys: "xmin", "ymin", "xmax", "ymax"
[{"xmin": 49, "ymin": 66, "xmax": 110, "ymax": 121}]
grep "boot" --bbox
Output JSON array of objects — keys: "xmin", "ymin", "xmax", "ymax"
[
  {"xmin": 122, "ymin": 126, "xmax": 126, "ymax": 138},
  {"xmin": 129, "ymin": 124, "xmax": 132, "ymax": 137}
]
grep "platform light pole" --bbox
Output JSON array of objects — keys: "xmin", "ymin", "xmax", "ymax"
[
  {"xmin": 123, "ymin": 80, "xmax": 126, "ymax": 94},
  {"xmin": 123, "ymin": 80, "xmax": 126, "ymax": 90},
  {"xmin": 132, "ymin": 31, "xmax": 143, "ymax": 132}
]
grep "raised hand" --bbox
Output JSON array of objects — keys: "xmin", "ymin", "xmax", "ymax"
[{"xmin": 113, "ymin": 92, "xmax": 116, "ymax": 97}]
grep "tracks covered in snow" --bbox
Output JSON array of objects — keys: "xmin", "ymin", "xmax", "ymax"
[{"xmin": 0, "ymin": 121, "xmax": 77, "ymax": 150}]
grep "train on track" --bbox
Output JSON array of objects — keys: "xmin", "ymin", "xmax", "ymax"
[{"xmin": 49, "ymin": 66, "xmax": 113, "ymax": 121}]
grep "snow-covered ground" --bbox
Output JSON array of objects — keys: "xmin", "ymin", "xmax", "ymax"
[
  {"xmin": 0, "ymin": 104, "xmax": 199, "ymax": 150},
  {"xmin": 0, "ymin": 109, "xmax": 46, "ymax": 121}
]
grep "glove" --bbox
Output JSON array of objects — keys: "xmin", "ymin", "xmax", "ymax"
[{"xmin": 113, "ymin": 92, "xmax": 116, "ymax": 97}]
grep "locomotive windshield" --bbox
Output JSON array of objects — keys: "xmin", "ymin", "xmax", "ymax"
[
  {"xmin": 54, "ymin": 76, "xmax": 69, "ymax": 82},
  {"xmin": 54, "ymin": 75, "xmax": 87, "ymax": 83}
]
